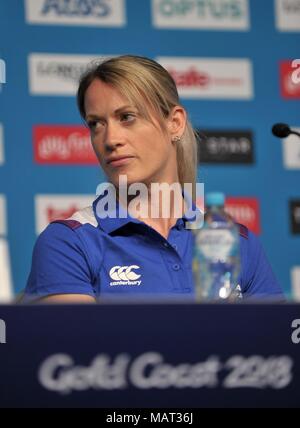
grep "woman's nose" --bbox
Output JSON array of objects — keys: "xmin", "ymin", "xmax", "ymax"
[{"xmin": 104, "ymin": 122, "xmax": 125, "ymax": 149}]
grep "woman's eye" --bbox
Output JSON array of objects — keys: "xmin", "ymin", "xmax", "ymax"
[
  {"xmin": 121, "ymin": 113, "xmax": 135, "ymax": 123},
  {"xmin": 87, "ymin": 120, "xmax": 96, "ymax": 130},
  {"xmin": 87, "ymin": 120, "xmax": 102, "ymax": 131}
]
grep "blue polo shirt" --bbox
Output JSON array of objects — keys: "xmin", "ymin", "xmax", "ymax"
[{"xmin": 25, "ymin": 194, "xmax": 284, "ymax": 301}]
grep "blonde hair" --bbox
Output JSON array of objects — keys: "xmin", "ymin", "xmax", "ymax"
[{"xmin": 77, "ymin": 55, "xmax": 198, "ymax": 200}]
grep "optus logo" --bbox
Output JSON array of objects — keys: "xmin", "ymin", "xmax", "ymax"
[
  {"xmin": 152, "ymin": 0, "xmax": 250, "ymax": 30},
  {"xmin": 156, "ymin": 0, "xmax": 246, "ymax": 17}
]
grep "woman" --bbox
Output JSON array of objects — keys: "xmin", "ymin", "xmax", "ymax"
[{"xmin": 24, "ymin": 55, "xmax": 283, "ymax": 303}]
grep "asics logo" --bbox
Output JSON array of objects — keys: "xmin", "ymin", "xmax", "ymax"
[{"xmin": 109, "ymin": 265, "xmax": 142, "ymax": 287}]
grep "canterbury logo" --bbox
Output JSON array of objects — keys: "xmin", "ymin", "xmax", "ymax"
[{"xmin": 109, "ymin": 265, "xmax": 142, "ymax": 287}]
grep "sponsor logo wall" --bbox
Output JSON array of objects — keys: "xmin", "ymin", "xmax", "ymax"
[{"xmin": 0, "ymin": 0, "xmax": 299, "ymax": 296}]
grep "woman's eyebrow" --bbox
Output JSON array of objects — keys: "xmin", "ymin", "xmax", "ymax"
[
  {"xmin": 86, "ymin": 105, "xmax": 137, "ymax": 120},
  {"xmin": 114, "ymin": 105, "xmax": 136, "ymax": 114}
]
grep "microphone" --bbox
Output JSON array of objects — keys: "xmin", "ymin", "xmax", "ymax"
[{"xmin": 272, "ymin": 123, "xmax": 300, "ymax": 138}]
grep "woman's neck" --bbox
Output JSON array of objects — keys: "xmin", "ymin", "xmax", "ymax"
[{"xmin": 117, "ymin": 182, "xmax": 186, "ymax": 239}]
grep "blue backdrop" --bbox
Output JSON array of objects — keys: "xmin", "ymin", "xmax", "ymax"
[{"xmin": 0, "ymin": 0, "xmax": 299, "ymax": 298}]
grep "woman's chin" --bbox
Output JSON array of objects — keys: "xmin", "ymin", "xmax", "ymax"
[{"xmin": 110, "ymin": 173, "xmax": 147, "ymax": 188}]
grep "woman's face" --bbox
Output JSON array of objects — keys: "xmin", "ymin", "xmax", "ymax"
[{"xmin": 84, "ymin": 79, "xmax": 182, "ymax": 188}]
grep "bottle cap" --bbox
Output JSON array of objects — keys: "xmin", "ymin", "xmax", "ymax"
[{"xmin": 206, "ymin": 192, "xmax": 225, "ymax": 207}]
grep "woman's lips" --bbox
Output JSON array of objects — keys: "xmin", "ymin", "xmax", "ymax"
[{"xmin": 108, "ymin": 157, "xmax": 135, "ymax": 168}]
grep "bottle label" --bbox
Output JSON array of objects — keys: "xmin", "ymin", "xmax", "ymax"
[{"xmin": 196, "ymin": 229, "xmax": 235, "ymax": 260}]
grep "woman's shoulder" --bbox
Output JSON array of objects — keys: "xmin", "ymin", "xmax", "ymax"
[
  {"xmin": 50, "ymin": 205, "xmax": 98, "ymax": 231},
  {"xmin": 237, "ymin": 224, "xmax": 284, "ymax": 299},
  {"xmin": 34, "ymin": 206, "xmax": 100, "ymax": 257},
  {"xmin": 40, "ymin": 206, "xmax": 97, "ymax": 237}
]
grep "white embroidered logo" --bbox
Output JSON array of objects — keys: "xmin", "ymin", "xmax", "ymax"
[
  {"xmin": 234, "ymin": 284, "xmax": 243, "ymax": 299},
  {"xmin": 109, "ymin": 265, "xmax": 142, "ymax": 286}
]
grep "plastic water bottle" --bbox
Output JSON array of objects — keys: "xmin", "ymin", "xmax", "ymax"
[{"xmin": 193, "ymin": 192, "xmax": 241, "ymax": 301}]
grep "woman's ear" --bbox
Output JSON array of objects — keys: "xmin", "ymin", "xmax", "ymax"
[{"xmin": 167, "ymin": 105, "xmax": 187, "ymax": 140}]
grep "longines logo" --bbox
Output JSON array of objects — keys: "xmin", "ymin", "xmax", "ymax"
[
  {"xmin": 109, "ymin": 265, "xmax": 142, "ymax": 286},
  {"xmin": 0, "ymin": 319, "xmax": 6, "ymax": 344},
  {"xmin": 28, "ymin": 54, "xmax": 102, "ymax": 95}
]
